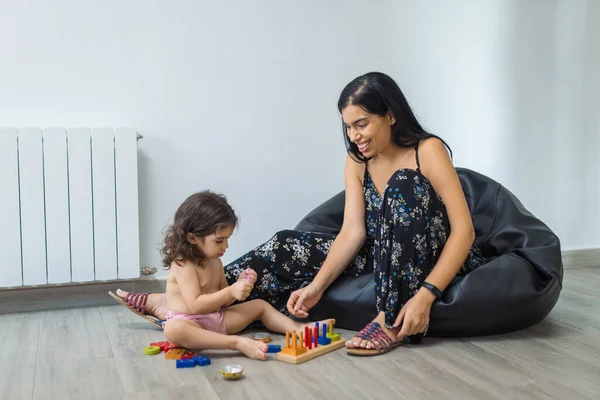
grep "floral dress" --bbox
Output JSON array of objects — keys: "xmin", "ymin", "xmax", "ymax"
[{"xmin": 224, "ymin": 144, "xmax": 486, "ymax": 330}]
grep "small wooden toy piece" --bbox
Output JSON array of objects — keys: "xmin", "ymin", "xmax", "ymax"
[
  {"xmin": 176, "ymin": 359, "xmax": 196, "ymax": 368},
  {"xmin": 149, "ymin": 341, "xmax": 169, "ymax": 352},
  {"xmin": 318, "ymin": 323, "xmax": 331, "ymax": 345},
  {"xmin": 193, "ymin": 355, "xmax": 211, "ymax": 366},
  {"xmin": 163, "ymin": 342, "xmax": 180, "ymax": 352},
  {"xmin": 326, "ymin": 320, "xmax": 340, "ymax": 341},
  {"xmin": 266, "ymin": 344, "xmax": 281, "ymax": 353},
  {"xmin": 276, "ymin": 322, "xmax": 345, "ymax": 365},
  {"xmin": 143, "ymin": 346, "xmax": 161, "ymax": 355},
  {"xmin": 165, "ymin": 348, "xmax": 187, "ymax": 360},
  {"xmin": 180, "ymin": 351, "xmax": 197, "ymax": 360}
]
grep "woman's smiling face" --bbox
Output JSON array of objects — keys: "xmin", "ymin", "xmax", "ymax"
[{"xmin": 342, "ymin": 104, "xmax": 394, "ymax": 157}]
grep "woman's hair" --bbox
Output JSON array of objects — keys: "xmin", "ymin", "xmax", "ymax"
[
  {"xmin": 161, "ymin": 190, "xmax": 238, "ymax": 269},
  {"xmin": 337, "ymin": 71, "xmax": 451, "ymax": 162}
]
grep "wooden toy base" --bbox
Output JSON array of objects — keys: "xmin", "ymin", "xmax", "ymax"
[{"xmin": 275, "ymin": 338, "xmax": 346, "ymax": 365}]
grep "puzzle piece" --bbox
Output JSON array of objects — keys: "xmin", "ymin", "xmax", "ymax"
[
  {"xmin": 180, "ymin": 351, "xmax": 197, "ymax": 360},
  {"xmin": 149, "ymin": 341, "xmax": 169, "ymax": 352},
  {"xmin": 193, "ymin": 355, "xmax": 211, "ymax": 366},
  {"xmin": 165, "ymin": 348, "xmax": 186, "ymax": 360},
  {"xmin": 163, "ymin": 342, "xmax": 181, "ymax": 351},
  {"xmin": 176, "ymin": 359, "xmax": 196, "ymax": 368}
]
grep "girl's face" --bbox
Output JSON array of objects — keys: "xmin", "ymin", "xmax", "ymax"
[
  {"xmin": 342, "ymin": 104, "xmax": 394, "ymax": 157},
  {"xmin": 187, "ymin": 225, "xmax": 235, "ymax": 259}
]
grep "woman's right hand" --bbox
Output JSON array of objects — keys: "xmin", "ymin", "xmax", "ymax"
[{"xmin": 287, "ymin": 284, "xmax": 323, "ymax": 318}]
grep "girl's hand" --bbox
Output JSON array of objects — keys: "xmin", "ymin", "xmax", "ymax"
[
  {"xmin": 230, "ymin": 280, "xmax": 253, "ymax": 301},
  {"xmin": 286, "ymin": 284, "xmax": 323, "ymax": 318},
  {"xmin": 393, "ymin": 289, "xmax": 436, "ymax": 338},
  {"xmin": 238, "ymin": 268, "xmax": 257, "ymax": 285}
]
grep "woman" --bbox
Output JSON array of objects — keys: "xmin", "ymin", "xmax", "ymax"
[{"xmin": 113, "ymin": 72, "xmax": 486, "ymax": 355}]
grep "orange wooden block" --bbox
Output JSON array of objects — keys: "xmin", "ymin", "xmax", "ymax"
[{"xmin": 165, "ymin": 348, "xmax": 186, "ymax": 359}]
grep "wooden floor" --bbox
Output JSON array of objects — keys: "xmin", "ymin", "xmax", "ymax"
[{"xmin": 2, "ymin": 266, "xmax": 599, "ymax": 400}]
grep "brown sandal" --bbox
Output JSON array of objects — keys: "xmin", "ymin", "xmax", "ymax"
[
  {"xmin": 108, "ymin": 291, "xmax": 164, "ymax": 329},
  {"xmin": 345, "ymin": 322, "xmax": 402, "ymax": 356}
]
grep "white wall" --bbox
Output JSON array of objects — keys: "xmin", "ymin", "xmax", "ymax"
[
  {"xmin": 386, "ymin": 0, "xmax": 599, "ymax": 250},
  {"xmin": 0, "ymin": 0, "xmax": 397, "ymax": 276},
  {"xmin": 0, "ymin": 1, "xmax": 597, "ymax": 279}
]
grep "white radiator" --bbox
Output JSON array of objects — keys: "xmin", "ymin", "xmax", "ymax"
[{"xmin": 0, "ymin": 127, "xmax": 141, "ymax": 288}]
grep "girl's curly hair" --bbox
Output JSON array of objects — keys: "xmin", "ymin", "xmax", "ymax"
[{"xmin": 161, "ymin": 191, "xmax": 238, "ymax": 269}]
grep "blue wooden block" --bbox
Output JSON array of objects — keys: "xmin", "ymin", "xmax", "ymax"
[
  {"xmin": 176, "ymin": 359, "xmax": 196, "ymax": 368},
  {"xmin": 266, "ymin": 344, "xmax": 281, "ymax": 353},
  {"xmin": 193, "ymin": 355, "xmax": 211, "ymax": 366}
]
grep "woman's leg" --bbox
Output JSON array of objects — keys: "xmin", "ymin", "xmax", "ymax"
[
  {"xmin": 347, "ymin": 171, "xmax": 485, "ymax": 351},
  {"xmin": 163, "ymin": 319, "xmax": 269, "ymax": 360},
  {"xmin": 223, "ymin": 229, "xmax": 369, "ymax": 315}
]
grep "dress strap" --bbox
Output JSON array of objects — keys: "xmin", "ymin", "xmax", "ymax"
[{"xmin": 415, "ymin": 141, "xmax": 421, "ymax": 171}]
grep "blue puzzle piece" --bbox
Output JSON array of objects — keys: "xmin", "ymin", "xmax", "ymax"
[
  {"xmin": 193, "ymin": 355, "xmax": 211, "ymax": 366},
  {"xmin": 266, "ymin": 344, "xmax": 281, "ymax": 353},
  {"xmin": 176, "ymin": 359, "xmax": 196, "ymax": 368}
]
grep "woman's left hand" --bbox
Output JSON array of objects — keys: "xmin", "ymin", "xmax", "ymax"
[{"xmin": 393, "ymin": 288, "xmax": 436, "ymax": 338}]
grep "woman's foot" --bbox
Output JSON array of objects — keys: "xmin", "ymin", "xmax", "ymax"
[
  {"xmin": 115, "ymin": 289, "xmax": 168, "ymax": 320},
  {"xmin": 345, "ymin": 312, "xmax": 399, "ymax": 350},
  {"xmin": 237, "ymin": 337, "xmax": 268, "ymax": 360}
]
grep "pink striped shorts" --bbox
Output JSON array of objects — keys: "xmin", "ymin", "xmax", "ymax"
[{"xmin": 162, "ymin": 309, "xmax": 228, "ymax": 335}]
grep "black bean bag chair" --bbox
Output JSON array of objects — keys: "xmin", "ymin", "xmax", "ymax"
[{"xmin": 295, "ymin": 167, "xmax": 563, "ymax": 336}]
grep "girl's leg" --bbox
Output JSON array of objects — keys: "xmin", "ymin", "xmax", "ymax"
[
  {"xmin": 224, "ymin": 299, "xmax": 334, "ymax": 335},
  {"xmin": 163, "ymin": 318, "xmax": 268, "ymax": 360}
]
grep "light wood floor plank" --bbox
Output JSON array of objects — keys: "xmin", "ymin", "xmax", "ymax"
[
  {"xmin": 33, "ymin": 358, "xmax": 124, "ymax": 400},
  {"xmin": 99, "ymin": 303, "xmax": 221, "ymax": 397},
  {"xmin": 0, "ymin": 313, "xmax": 41, "ymax": 400},
  {"xmin": 37, "ymin": 307, "xmax": 113, "ymax": 365},
  {"xmin": 1, "ymin": 265, "xmax": 599, "ymax": 399}
]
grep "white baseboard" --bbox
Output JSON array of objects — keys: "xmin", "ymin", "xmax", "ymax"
[{"xmin": 562, "ymin": 248, "xmax": 600, "ymax": 268}]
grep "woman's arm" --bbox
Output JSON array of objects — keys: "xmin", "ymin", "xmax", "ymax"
[
  {"xmin": 414, "ymin": 137, "xmax": 476, "ymax": 301},
  {"xmin": 288, "ymin": 155, "xmax": 367, "ymax": 317},
  {"xmin": 310, "ymin": 154, "xmax": 367, "ymax": 293}
]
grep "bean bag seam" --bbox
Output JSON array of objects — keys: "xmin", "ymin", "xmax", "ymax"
[
  {"xmin": 480, "ymin": 183, "xmax": 501, "ymax": 245},
  {"xmin": 455, "ymin": 282, "xmax": 467, "ymax": 336}
]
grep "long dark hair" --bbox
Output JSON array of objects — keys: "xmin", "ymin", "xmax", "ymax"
[
  {"xmin": 337, "ymin": 72, "xmax": 451, "ymax": 162},
  {"xmin": 161, "ymin": 191, "xmax": 238, "ymax": 269}
]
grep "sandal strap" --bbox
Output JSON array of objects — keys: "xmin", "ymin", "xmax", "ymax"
[
  {"xmin": 125, "ymin": 293, "xmax": 148, "ymax": 314},
  {"xmin": 356, "ymin": 322, "xmax": 394, "ymax": 352}
]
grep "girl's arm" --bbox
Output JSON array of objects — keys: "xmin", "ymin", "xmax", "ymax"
[
  {"xmin": 174, "ymin": 261, "xmax": 245, "ymax": 314},
  {"xmin": 310, "ymin": 155, "xmax": 367, "ymax": 293}
]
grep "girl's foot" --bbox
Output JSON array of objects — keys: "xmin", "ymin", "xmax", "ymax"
[
  {"xmin": 115, "ymin": 289, "xmax": 168, "ymax": 320},
  {"xmin": 237, "ymin": 337, "xmax": 268, "ymax": 360},
  {"xmin": 345, "ymin": 313, "xmax": 399, "ymax": 350}
]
